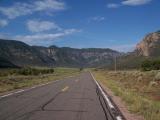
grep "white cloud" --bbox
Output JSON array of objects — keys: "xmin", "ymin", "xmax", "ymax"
[
  {"xmin": 107, "ymin": 3, "xmax": 120, "ymax": 8},
  {"xmin": 34, "ymin": 0, "xmax": 65, "ymax": 11},
  {"xmin": 89, "ymin": 16, "xmax": 105, "ymax": 22},
  {"xmin": 122, "ymin": 0, "xmax": 152, "ymax": 6},
  {"xmin": 0, "ymin": 3, "xmax": 32, "ymax": 19},
  {"xmin": 27, "ymin": 20, "xmax": 61, "ymax": 33},
  {"xmin": 0, "ymin": 0, "xmax": 66, "ymax": 19},
  {"xmin": 107, "ymin": 0, "xmax": 152, "ymax": 8},
  {"xmin": 0, "ymin": 19, "xmax": 8, "ymax": 27},
  {"xmin": 15, "ymin": 29, "xmax": 80, "ymax": 42}
]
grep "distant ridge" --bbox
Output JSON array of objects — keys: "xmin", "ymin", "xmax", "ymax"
[
  {"xmin": 0, "ymin": 39, "xmax": 121, "ymax": 68},
  {"xmin": 107, "ymin": 30, "xmax": 160, "ymax": 70},
  {"xmin": 0, "ymin": 57, "xmax": 18, "ymax": 68}
]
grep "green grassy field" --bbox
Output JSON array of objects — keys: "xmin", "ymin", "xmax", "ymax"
[
  {"xmin": 0, "ymin": 67, "xmax": 80, "ymax": 93},
  {"xmin": 93, "ymin": 69, "xmax": 160, "ymax": 120}
]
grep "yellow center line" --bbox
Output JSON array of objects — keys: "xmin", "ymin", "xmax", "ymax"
[
  {"xmin": 75, "ymin": 79, "xmax": 79, "ymax": 82},
  {"xmin": 61, "ymin": 86, "xmax": 69, "ymax": 92}
]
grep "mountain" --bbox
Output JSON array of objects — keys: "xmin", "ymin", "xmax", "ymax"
[
  {"xmin": 135, "ymin": 31, "xmax": 160, "ymax": 57},
  {"xmin": 0, "ymin": 39, "xmax": 55, "ymax": 67},
  {"xmin": 0, "ymin": 39, "xmax": 121, "ymax": 68},
  {"xmin": 0, "ymin": 57, "xmax": 18, "ymax": 68},
  {"xmin": 33, "ymin": 46, "xmax": 121, "ymax": 67},
  {"xmin": 108, "ymin": 31, "xmax": 160, "ymax": 70}
]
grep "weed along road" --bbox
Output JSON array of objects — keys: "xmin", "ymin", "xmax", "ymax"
[{"xmin": 0, "ymin": 72, "xmax": 125, "ymax": 120}]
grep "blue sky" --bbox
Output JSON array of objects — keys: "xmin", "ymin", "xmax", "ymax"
[{"xmin": 0, "ymin": 0, "xmax": 160, "ymax": 52}]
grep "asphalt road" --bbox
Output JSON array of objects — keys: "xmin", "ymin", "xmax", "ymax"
[{"xmin": 0, "ymin": 72, "xmax": 125, "ymax": 120}]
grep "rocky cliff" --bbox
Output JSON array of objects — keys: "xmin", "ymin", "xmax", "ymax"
[
  {"xmin": 0, "ymin": 39, "xmax": 121, "ymax": 68},
  {"xmin": 135, "ymin": 31, "xmax": 160, "ymax": 57}
]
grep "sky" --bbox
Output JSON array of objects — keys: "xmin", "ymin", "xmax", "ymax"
[{"xmin": 0, "ymin": 0, "xmax": 160, "ymax": 52}]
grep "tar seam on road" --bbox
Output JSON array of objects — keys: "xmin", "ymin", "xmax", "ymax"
[
  {"xmin": 96, "ymin": 87, "xmax": 109, "ymax": 120},
  {"xmin": 41, "ymin": 92, "xmax": 61, "ymax": 111},
  {"xmin": 90, "ymin": 72, "xmax": 124, "ymax": 120}
]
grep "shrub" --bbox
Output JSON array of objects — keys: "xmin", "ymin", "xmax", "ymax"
[
  {"xmin": 1, "ymin": 67, "xmax": 56, "ymax": 76},
  {"xmin": 141, "ymin": 59, "xmax": 160, "ymax": 71},
  {"xmin": 154, "ymin": 72, "xmax": 160, "ymax": 81},
  {"xmin": 152, "ymin": 60, "xmax": 160, "ymax": 70},
  {"xmin": 141, "ymin": 60, "xmax": 152, "ymax": 71}
]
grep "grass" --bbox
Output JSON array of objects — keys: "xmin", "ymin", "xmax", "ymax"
[
  {"xmin": 0, "ymin": 67, "xmax": 80, "ymax": 93},
  {"xmin": 92, "ymin": 69, "xmax": 160, "ymax": 120}
]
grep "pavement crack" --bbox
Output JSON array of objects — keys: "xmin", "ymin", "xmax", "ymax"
[
  {"xmin": 72, "ymin": 97, "xmax": 94, "ymax": 101},
  {"xmin": 41, "ymin": 92, "xmax": 61, "ymax": 111},
  {"xmin": 37, "ymin": 109, "xmax": 87, "ymax": 113},
  {"xmin": 96, "ymin": 86, "xmax": 119, "ymax": 120},
  {"xmin": 96, "ymin": 87, "xmax": 109, "ymax": 120}
]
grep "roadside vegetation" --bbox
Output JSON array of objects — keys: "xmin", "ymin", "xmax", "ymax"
[
  {"xmin": 141, "ymin": 59, "xmax": 160, "ymax": 71},
  {"xmin": 93, "ymin": 69, "xmax": 160, "ymax": 120},
  {"xmin": 0, "ymin": 67, "xmax": 80, "ymax": 93}
]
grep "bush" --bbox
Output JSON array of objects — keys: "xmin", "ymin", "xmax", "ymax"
[
  {"xmin": 141, "ymin": 59, "xmax": 160, "ymax": 71},
  {"xmin": 152, "ymin": 60, "xmax": 160, "ymax": 70},
  {"xmin": 154, "ymin": 72, "xmax": 160, "ymax": 81},
  {"xmin": 141, "ymin": 60, "xmax": 152, "ymax": 71},
  {"xmin": 0, "ymin": 67, "xmax": 55, "ymax": 76}
]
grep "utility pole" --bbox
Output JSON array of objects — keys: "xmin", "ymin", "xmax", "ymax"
[{"xmin": 114, "ymin": 56, "xmax": 117, "ymax": 72}]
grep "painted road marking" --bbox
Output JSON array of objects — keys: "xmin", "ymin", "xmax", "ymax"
[
  {"xmin": 90, "ymin": 72, "xmax": 124, "ymax": 120},
  {"xmin": 75, "ymin": 79, "xmax": 79, "ymax": 82},
  {"xmin": 61, "ymin": 86, "xmax": 69, "ymax": 92},
  {"xmin": 90, "ymin": 72, "xmax": 114, "ymax": 108},
  {"xmin": 0, "ymin": 80, "xmax": 59, "ymax": 100},
  {"xmin": 14, "ymin": 90, "xmax": 25, "ymax": 94},
  {"xmin": 116, "ymin": 116, "xmax": 123, "ymax": 120},
  {"xmin": 1, "ymin": 93, "xmax": 13, "ymax": 98}
]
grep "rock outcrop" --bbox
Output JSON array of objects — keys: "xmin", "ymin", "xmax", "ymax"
[
  {"xmin": 135, "ymin": 31, "xmax": 160, "ymax": 56},
  {"xmin": 0, "ymin": 39, "xmax": 121, "ymax": 68}
]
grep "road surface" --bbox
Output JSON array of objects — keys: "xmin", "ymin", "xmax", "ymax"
[{"xmin": 0, "ymin": 72, "xmax": 125, "ymax": 120}]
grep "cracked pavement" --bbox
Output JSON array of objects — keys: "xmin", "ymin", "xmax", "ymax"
[{"xmin": 0, "ymin": 72, "xmax": 122, "ymax": 120}]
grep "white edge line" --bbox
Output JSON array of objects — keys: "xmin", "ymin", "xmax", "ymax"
[
  {"xmin": 90, "ymin": 72, "xmax": 114, "ymax": 109},
  {"xmin": 116, "ymin": 116, "xmax": 123, "ymax": 120},
  {"xmin": 14, "ymin": 90, "xmax": 25, "ymax": 94},
  {"xmin": 1, "ymin": 93, "xmax": 13, "ymax": 98},
  {"xmin": 90, "ymin": 72, "xmax": 124, "ymax": 120},
  {"xmin": 0, "ymin": 80, "xmax": 59, "ymax": 99}
]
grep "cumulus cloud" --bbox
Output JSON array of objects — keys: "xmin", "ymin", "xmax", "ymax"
[
  {"xmin": 27, "ymin": 20, "xmax": 61, "ymax": 33},
  {"xmin": 107, "ymin": 3, "xmax": 120, "ymax": 8},
  {"xmin": 122, "ymin": 0, "xmax": 152, "ymax": 6},
  {"xmin": 15, "ymin": 29, "xmax": 80, "ymax": 42},
  {"xmin": 107, "ymin": 0, "xmax": 152, "ymax": 8},
  {"xmin": 0, "ymin": 0, "xmax": 66, "ymax": 19},
  {"xmin": 0, "ymin": 19, "xmax": 8, "ymax": 27}
]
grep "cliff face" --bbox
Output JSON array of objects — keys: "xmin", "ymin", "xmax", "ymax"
[
  {"xmin": 35, "ymin": 46, "xmax": 122, "ymax": 67},
  {"xmin": 0, "ymin": 39, "xmax": 121, "ymax": 68},
  {"xmin": 0, "ymin": 40, "xmax": 56, "ymax": 67},
  {"xmin": 135, "ymin": 31, "xmax": 160, "ymax": 57}
]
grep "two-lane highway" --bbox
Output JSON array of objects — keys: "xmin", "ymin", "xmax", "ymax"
[{"xmin": 0, "ymin": 72, "xmax": 125, "ymax": 120}]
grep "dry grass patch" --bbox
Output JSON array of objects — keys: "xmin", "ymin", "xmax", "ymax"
[
  {"xmin": 93, "ymin": 70, "xmax": 160, "ymax": 120},
  {"xmin": 0, "ymin": 67, "xmax": 80, "ymax": 93}
]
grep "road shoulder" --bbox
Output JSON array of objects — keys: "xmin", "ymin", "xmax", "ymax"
[{"xmin": 99, "ymin": 83, "xmax": 144, "ymax": 120}]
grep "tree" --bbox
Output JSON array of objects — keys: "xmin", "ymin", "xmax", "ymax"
[
  {"xmin": 152, "ymin": 60, "xmax": 160, "ymax": 70},
  {"xmin": 141, "ymin": 60, "xmax": 152, "ymax": 71}
]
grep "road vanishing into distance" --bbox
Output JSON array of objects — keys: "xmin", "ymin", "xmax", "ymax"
[{"xmin": 0, "ymin": 72, "xmax": 125, "ymax": 120}]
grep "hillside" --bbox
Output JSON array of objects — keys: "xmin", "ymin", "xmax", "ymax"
[
  {"xmin": 0, "ymin": 39, "xmax": 121, "ymax": 68},
  {"xmin": 108, "ymin": 31, "xmax": 160, "ymax": 70},
  {"xmin": 0, "ymin": 39, "xmax": 55, "ymax": 67},
  {"xmin": 135, "ymin": 31, "xmax": 160, "ymax": 56},
  {"xmin": 0, "ymin": 57, "xmax": 18, "ymax": 68}
]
